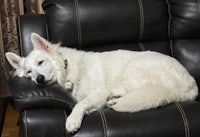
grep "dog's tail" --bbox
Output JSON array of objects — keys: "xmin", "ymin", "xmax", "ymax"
[{"xmin": 108, "ymin": 83, "xmax": 198, "ymax": 112}]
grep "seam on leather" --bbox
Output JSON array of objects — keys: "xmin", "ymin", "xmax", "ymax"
[
  {"xmin": 101, "ymin": 110, "xmax": 108, "ymax": 137},
  {"xmin": 63, "ymin": 111, "xmax": 68, "ymax": 137},
  {"xmin": 43, "ymin": 14, "xmax": 50, "ymax": 41},
  {"xmin": 14, "ymin": 97, "xmax": 74, "ymax": 108},
  {"xmin": 64, "ymin": 111, "xmax": 67, "ymax": 121},
  {"xmin": 17, "ymin": 16, "xmax": 24, "ymax": 56},
  {"xmin": 139, "ymin": 43, "xmax": 145, "ymax": 51},
  {"xmin": 169, "ymin": 38, "xmax": 174, "ymax": 57},
  {"xmin": 198, "ymin": 0, "xmax": 200, "ymax": 15},
  {"xmin": 138, "ymin": 0, "xmax": 145, "ymax": 51},
  {"xmin": 175, "ymin": 103, "xmax": 190, "ymax": 137},
  {"xmin": 138, "ymin": 0, "xmax": 144, "ymax": 41},
  {"xmin": 165, "ymin": 0, "xmax": 171, "ymax": 40},
  {"xmin": 24, "ymin": 110, "xmax": 28, "ymax": 137},
  {"xmin": 74, "ymin": 0, "xmax": 82, "ymax": 49},
  {"xmin": 98, "ymin": 109, "xmax": 108, "ymax": 137},
  {"xmin": 165, "ymin": 0, "xmax": 174, "ymax": 57}
]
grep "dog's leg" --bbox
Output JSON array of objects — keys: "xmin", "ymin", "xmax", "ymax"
[
  {"xmin": 107, "ymin": 83, "xmax": 177, "ymax": 112},
  {"xmin": 66, "ymin": 90, "xmax": 109, "ymax": 133}
]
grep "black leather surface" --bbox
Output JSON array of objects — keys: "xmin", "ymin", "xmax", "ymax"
[
  {"xmin": 169, "ymin": 0, "xmax": 200, "ymax": 39},
  {"xmin": 9, "ymin": 76, "xmax": 76, "ymax": 114},
  {"xmin": 0, "ymin": 101, "xmax": 7, "ymax": 135},
  {"xmin": 42, "ymin": 0, "xmax": 169, "ymax": 49},
  {"xmin": 17, "ymin": 14, "xmax": 48, "ymax": 56},
  {"xmin": 20, "ymin": 102, "xmax": 200, "ymax": 137},
  {"xmin": 20, "ymin": 109, "xmax": 67, "ymax": 137},
  {"xmin": 172, "ymin": 39, "xmax": 200, "ymax": 88},
  {"xmin": 0, "ymin": 68, "xmax": 11, "ymax": 100},
  {"xmin": 167, "ymin": 0, "xmax": 200, "ymax": 93}
]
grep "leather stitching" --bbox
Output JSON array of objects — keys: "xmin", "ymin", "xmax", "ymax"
[
  {"xmin": 64, "ymin": 110, "xmax": 67, "ymax": 121},
  {"xmin": 17, "ymin": 16, "xmax": 24, "ymax": 56},
  {"xmin": 24, "ymin": 110, "xmax": 28, "ymax": 137},
  {"xmin": 175, "ymin": 103, "xmax": 190, "ymax": 137},
  {"xmin": 138, "ymin": 0, "xmax": 145, "ymax": 51},
  {"xmin": 139, "ymin": 43, "xmax": 145, "ymax": 51},
  {"xmin": 166, "ymin": 0, "xmax": 174, "ymax": 57},
  {"xmin": 14, "ymin": 97, "xmax": 74, "ymax": 109},
  {"xmin": 98, "ymin": 109, "xmax": 108, "ymax": 137},
  {"xmin": 43, "ymin": 14, "xmax": 50, "ymax": 41},
  {"xmin": 74, "ymin": 0, "xmax": 82, "ymax": 49},
  {"xmin": 138, "ymin": 0, "xmax": 144, "ymax": 41},
  {"xmin": 101, "ymin": 110, "xmax": 108, "ymax": 137},
  {"xmin": 63, "ymin": 111, "xmax": 68, "ymax": 137},
  {"xmin": 198, "ymin": 0, "xmax": 200, "ymax": 15},
  {"xmin": 166, "ymin": 0, "xmax": 171, "ymax": 40}
]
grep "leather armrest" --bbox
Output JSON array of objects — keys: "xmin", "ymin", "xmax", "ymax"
[{"xmin": 8, "ymin": 76, "xmax": 76, "ymax": 114}]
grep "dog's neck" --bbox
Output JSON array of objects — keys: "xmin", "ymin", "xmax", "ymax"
[{"xmin": 53, "ymin": 47, "xmax": 84, "ymax": 87}]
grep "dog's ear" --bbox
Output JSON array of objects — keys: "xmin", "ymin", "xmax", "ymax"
[
  {"xmin": 31, "ymin": 33, "xmax": 50, "ymax": 52},
  {"xmin": 5, "ymin": 52, "xmax": 24, "ymax": 69}
]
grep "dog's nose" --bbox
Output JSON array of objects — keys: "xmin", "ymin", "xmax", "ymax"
[{"xmin": 36, "ymin": 75, "xmax": 45, "ymax": 84}]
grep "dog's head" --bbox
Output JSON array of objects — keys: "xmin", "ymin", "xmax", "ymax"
[{"xmin": 6, "ymin": 33, "xmax": 59, "ymax": 85}]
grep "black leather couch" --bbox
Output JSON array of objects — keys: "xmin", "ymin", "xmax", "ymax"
[
  {"xmin": 8, "ymin": 0, "xmax": 200, "ymax": 137},
  {"xmin": 0, "ymin": 68, "xmax": 10, "ymax": 136}
]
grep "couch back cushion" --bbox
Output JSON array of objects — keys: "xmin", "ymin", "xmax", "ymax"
[
  {"xmin": 43, "ymin": 0, "xmax": 170, "ymax": 53},
  {"xmin": 40, "ymin": 0, "xmax": 200, "ymax": 96},
  {"xmin": 168, "ymin": 0, "xmax": 200, "ymax": 88}
]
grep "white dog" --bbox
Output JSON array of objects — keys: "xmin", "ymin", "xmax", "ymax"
[{"xmin": 6, "ymin": 33, "xmax": 198, "ymax": 133}]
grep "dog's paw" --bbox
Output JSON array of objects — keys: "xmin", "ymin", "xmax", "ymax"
[
  {"xmin": 66, "ymin": 115, "xmax": 81, "ymax": 133},
  {"xmin": 109, "ymin": 103, "xmax": 127, "ymax": 112},
  {"xmin": 107, "ymin": 96, "xmax": 135, "ymax": 112},
  {"xmin": 106, "ymin": 95, "xmax": 121, "ymax": 106},
  {"xmin": 65, "ymin": 80, "xmax": 73, "ymax": 89}
]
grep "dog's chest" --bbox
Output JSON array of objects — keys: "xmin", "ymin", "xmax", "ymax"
[{"xmin": 71, "ymin": 84, "xmax": 88, "ymax": 102}]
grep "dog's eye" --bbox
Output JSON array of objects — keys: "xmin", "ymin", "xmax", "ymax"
[
  {"xmin": 38, "ymin": 60, "xmax": 44, "ymax": 66},
  {"xmin": 27, "ymin": 70, "xmax": 32, "ymax": 74}
]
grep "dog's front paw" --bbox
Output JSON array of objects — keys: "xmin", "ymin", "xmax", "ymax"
[
  {"xmin": 65, "ymin": 80, "xmax": 73, "ymax": 89},
  {"xmin": 66, "ymin": 115, "xmax": 81, "ymax": 133}
]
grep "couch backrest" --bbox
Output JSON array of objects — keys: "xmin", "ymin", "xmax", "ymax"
[
  {"xmin": 18, "ymin": 0, "xmax": 200, "ymax": 97},
  {"xmin": 43, "ymin": 0, "xmax": 169, "ymax": 51}
]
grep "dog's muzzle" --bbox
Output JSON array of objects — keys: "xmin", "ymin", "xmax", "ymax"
[{"xmin": 36, "ymin": 75, "xmax": 45, "ymax": 84}]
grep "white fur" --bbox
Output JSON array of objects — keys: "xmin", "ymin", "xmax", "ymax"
[{"xmin": 6, "ymin": 33, "xmax": 198, "ymax": 133}]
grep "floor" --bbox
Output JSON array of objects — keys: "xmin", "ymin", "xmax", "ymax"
[{"xmin": 1, "ymin": 104, "xmax": 19, "ymax": 137}]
